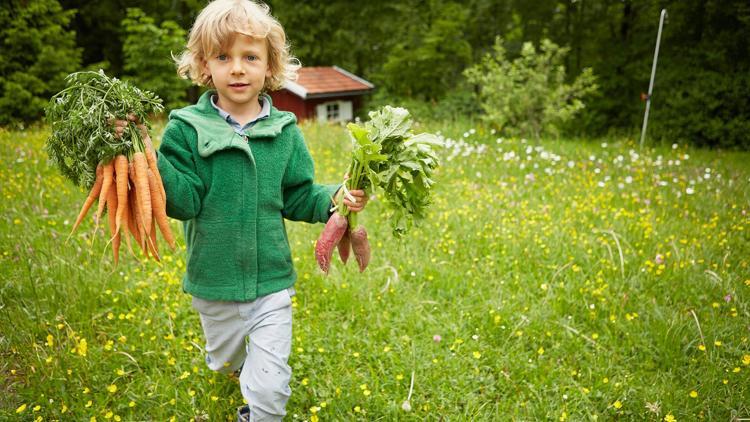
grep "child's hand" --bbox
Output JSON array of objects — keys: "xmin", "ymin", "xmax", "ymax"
[
  {"xmin": 342, "ymin": 189, "xmax": 368, "ymax": 213},
  {"xmin": 111, "ymin": 114, "xmax": 155, "ymax": 153},
  {"xmin": 336, "ymin": 173, "xmax": 369, "ymax": 213}
]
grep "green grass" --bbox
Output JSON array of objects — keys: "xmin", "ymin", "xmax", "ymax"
[{"xmin": 1, "ymin": 121, "xmax": 749, "ymax": 421}]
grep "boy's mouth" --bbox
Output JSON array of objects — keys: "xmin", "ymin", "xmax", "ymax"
[{"xmin": 229, "ymin": 83, "xmax": 248, "ymax": 87}]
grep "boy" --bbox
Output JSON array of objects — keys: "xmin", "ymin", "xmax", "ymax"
[{"xmin": 117, "ymin": 0, "xmax": 367, "ymax": 420}]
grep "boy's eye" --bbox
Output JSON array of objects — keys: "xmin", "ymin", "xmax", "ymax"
[
  {"xmin": 246, "ymin": 55, "xmax": 258, "ymax": 61},
  {"xmin": 217, "ymin": 54, "xmax": 227, "ymax": 61}
]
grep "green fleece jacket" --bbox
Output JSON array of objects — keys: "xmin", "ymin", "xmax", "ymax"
[{"xmin": 157, "ymin": 91, "xmax": 337, "ymax": 301}]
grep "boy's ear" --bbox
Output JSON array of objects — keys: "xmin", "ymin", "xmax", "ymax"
[{"xmin": 201, "ymin": 58, "xmax": 210, "ymax": 76}]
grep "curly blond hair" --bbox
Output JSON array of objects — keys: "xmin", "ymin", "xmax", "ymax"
[{"xmin": 174, "ymin": 0, "xmax": 299, "ymax": 91}]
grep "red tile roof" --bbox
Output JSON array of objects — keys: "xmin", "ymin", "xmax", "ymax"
[{"xmin": 288, "ymin": 66, "xmax": 374, "ymax": 97}]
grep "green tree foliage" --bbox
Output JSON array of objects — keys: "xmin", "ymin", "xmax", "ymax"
[
  {"xmin": 4, "ymin": 0, "xmax": 749, "ymax": 148},
  {"xmin": 648, "ymin": 0, "xmax": 750, "ymax": 148},
  {"xmin": 60, "ymin": 0, "xmax": 204, "ymax": 77},
  {"xmin": 379, "ymin": 1, "xmax": 472, "ymax": 101},
  {"xmin": 0, "ymin": 0, "xmax": 81, "ymax": 126},
  {"xmin": 267, "ymin": 1, "xmax": 400, "ymax": 79},
  {"xmin": 121, "ymin": 8, "xmax": 191, "ymax": 112},
  {"xmin": 465, "ymin": 38, "xmax": 597, "ymax": 139}
]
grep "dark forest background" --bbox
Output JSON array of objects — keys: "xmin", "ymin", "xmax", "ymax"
[{"xmin": 2, "ymin": 0, "xmax": 748, "ymax": 148}]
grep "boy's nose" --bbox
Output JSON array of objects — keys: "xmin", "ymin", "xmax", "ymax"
[{"xmin": 231, "ymin": 59, "xmax": 245, "ymax": 75}]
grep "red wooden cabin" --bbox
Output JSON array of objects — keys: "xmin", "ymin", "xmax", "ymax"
[{"xmin": 270, "ymin": 66, "xmax": 375, "ymax": 123}]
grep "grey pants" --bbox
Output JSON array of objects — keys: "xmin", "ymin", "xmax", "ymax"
[{"xmin": 191, "ymin": 288, "xmax": 295, "ymax": 421}]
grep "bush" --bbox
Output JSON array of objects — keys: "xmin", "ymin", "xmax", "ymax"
[
  {"xmin": 0, "ymin": 0, "xmax": 81, "ymax": 126},
  {"xmin": 121, "ymin": 8, "xmax": 191, "ymax": 112},
  {"xmin": 464, "ymin": 37, "xmax": 598, "ymax": 139}
]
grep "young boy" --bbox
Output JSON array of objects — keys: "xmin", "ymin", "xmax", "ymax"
[{"xmin": 117, "ymin": 0, "xmax": 367, "ymax": 420}]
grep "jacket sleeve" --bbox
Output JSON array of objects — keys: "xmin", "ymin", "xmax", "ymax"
[
  {"xmin": 281, "ymin": 126, "xmax": 339, "ymax": 223},
  {"xmin": 156, "ymin": 121, "xmax": 205, "ymax": 220}
]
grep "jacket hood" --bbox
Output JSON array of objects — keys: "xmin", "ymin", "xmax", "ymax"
[{"xmin": 169, "ymin": 91, "xmax": 297, "ymax": 158}]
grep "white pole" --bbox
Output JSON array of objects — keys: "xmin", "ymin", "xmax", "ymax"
[{"xmin": 640, "ymin": 9, "xmax": 668, "ymax": 148}]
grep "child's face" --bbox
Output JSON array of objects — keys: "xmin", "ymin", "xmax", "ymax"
[{"xmin": 203, "ymin": 34, "xmax": 272, "ymax": 114}]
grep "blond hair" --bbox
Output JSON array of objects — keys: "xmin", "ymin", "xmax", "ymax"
[{"xmin": 175, "ymin": 0, "xmax": 299, "ymax": 91}]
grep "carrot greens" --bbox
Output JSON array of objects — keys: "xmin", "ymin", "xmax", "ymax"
[{"xmin": 44, "ymin": 70, "xmax": 162, "ymax": 189}]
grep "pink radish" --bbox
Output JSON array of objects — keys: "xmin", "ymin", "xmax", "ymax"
[
  {"xmin": 315, "ymin": 212, "xmax": 348, "ymax": 274},
  {"xmin": 350, "ymin": 225, "xmax": 370, "ymax": 273},
  {"xmin": 338, "ymin": 229, "xmax": 351, "ymax": 264}
]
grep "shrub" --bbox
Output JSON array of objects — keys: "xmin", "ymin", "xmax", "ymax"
[{"xmin": 464, "ymin": 37, "xmax": 598, "ymax": 139}]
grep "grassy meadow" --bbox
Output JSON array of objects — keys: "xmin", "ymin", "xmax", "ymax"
[{"xmin": 1, "ymin": 120, "xmax": 749, "ymax": 421}]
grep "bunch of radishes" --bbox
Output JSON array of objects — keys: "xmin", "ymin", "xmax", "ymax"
[{"xmin": 315, "ymin": 106, "xmax": 442, "ymax": 274}]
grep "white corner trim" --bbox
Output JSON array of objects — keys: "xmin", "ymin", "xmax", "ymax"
[
  {"xmin": 284, "ymin": 80, "xmax": 307, "ymax": 99},
  {"xmin": 333, "ymin": 66, "xmax": 375, "ymax": 89}
]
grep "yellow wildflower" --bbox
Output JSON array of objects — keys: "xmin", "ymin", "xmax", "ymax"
[{"xmin": 76, "ymin": 338, "xmax": 88, "ymax": 357}]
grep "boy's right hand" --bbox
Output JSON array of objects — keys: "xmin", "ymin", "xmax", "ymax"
[{"xmin": 111, "ymin": 114, "xmax": 155, "ymax": 153}]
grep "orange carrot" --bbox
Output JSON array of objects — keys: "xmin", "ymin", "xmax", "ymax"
[
  {"xmin": 132, "ymin": 152, "xmax": 152, "ymax": 236},
  {"xmin": 68, "ymin": 163, "xmax": 103, "ymax": 238},
  {"xmin": 147, "ymin": 221, "xmax": 160, "ymax": 262},
  {"xmin": 113, "ymin": 155, "xmax": 129, "ymax": 236},
  {"xmin": 106, "ymin": 181, "xmax": 120, "ymax": 266},
  {"xmin": 129, "ymin": 163, "xmax": 147, "ymax": 253},
  {"xmin": 126, "ymin": 187, "xmax": 141, "ymax": 250},
  {"xmin": 145, "ymin": 147, "xmax": 166, "ymax": 202},
  {"xmin": 120, "ymin": 188, "xmax": 135, "ymax": 258},
  {"xmin": 95, "ymin": 160, "xmax": 114, "ymax": 228},
  {"xmin": 147, "ymin": 169, "xmax": 175, "ymax": 250}
]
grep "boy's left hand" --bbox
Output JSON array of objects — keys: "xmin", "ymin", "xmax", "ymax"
[{"xmin": 342, "ymin": 189, "xmax": 368, "ymax": 213}]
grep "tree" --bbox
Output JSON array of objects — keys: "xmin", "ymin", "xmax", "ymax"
[
  {"xmin": 377, "ymin": 0, "xmax": 472, "ymax": 101},
  {"xmin": 0, "ymin": 0, "xmax": 82, "ymax": 126},
  {"xmin": 60, "ymin": 0, "xmax": 204, "ymax": 76},
  {"xmin": 121, "ymin": 8, "xmax": 191, "ymax": 111}
]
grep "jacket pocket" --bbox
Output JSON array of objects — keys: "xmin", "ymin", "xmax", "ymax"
[
  {"xmin": 257, "ymin": 216, "xmax": 293, "ymax": 279},
  {"xmin": 186, "ymin": 221, "xmax": 241, "ymax": 287}
]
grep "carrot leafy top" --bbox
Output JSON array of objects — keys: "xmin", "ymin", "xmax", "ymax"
[{"xmin": 44, "ymin": 70, "xmax": 163, "ymax": 189}]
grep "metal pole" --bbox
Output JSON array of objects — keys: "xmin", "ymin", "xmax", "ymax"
[{"xmin": 639, "ymin": 9, "xmax": 668, "ymax": 148}]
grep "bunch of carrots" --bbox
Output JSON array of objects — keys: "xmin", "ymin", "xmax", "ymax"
[
  {"xmin": 45, "ymin": 70, "xmax": 171, "ymax": 266},
  {"xmin": 68, "ymin": 141, "xmax": 174, "ymax": 265}
]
